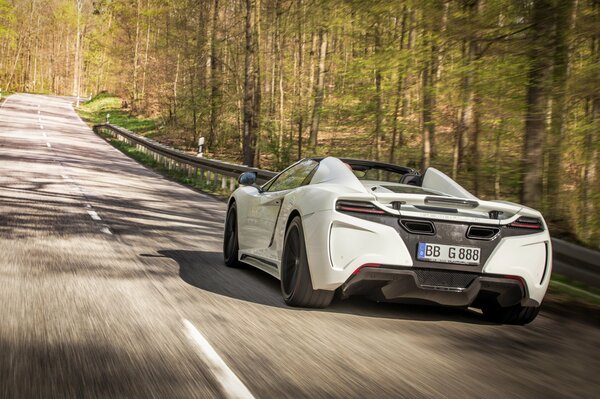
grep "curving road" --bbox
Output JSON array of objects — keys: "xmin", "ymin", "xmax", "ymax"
[{"xmin": 0, "ymin": 93, "xmax": 598, "ymax": 398}]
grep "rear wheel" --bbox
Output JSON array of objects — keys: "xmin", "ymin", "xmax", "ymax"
[
  {"xmin": 481, "ymin": 302, "xmax": 540, "ymax": 325},
  {"xmin": 281, "ymin": 216, "xmax": 333, "ymax": 308},
  {"xmin": 223, "ymin": 203, "xmax": 242, "ymax": 267}
]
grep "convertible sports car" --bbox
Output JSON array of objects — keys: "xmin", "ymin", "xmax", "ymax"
[{"xmin": 223, "ymin": 157, "xmax": 551, "ymax": 324}]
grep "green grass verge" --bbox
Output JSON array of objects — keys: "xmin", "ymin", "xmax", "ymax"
[
  {"xmin": 548, "ymin": 273, "xmax": 600, "ymax": 305},
  {"xmin": 545, "ymin": 274, "xmax": 600, "ymax": 324},
  {"xmin": 98, "ymin": 131, "xmax": 230, "ymax": 199},
  {"xmin": 79, "ymin": 92, "xmax": 157, "ymax": 133},
  {"xmin": 0, "ymin": 91, "xmax": 14, "ymax": 103}
]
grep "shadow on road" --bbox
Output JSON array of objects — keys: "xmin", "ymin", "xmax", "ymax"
[{"xmin": 158, "ymin": 249, "xmax": 493, "ymax": 325}]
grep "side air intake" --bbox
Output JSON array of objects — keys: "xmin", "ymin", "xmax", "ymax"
[{"xmin": 466, "ymin": 225, "xmax": 500, "ymax": 240}]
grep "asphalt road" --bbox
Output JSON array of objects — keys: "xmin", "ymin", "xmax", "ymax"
[{"xmin": 0, "ymin": 93, "xmax": 598, "ymax": 399}]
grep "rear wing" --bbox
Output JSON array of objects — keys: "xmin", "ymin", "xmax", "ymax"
[{"xmin": 421, "ymin": 167, "xmax": 477, "ymax": 200}]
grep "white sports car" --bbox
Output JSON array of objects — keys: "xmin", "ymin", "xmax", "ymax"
[{"xmin": 223, "ymin": 157, "xmax": 551, "ymax": 324}]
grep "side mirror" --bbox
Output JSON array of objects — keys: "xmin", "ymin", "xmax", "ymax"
[{"xmin": 238, "ymin": 171, "xmax": 257, "ymax": 186}]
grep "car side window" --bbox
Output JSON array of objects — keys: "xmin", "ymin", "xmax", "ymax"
[{"xmin": 264, "ymin": 159, "xmax": 318, "ymax": 192}]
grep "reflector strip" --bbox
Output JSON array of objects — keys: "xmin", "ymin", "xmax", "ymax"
[
  {"xmin": 352, "ymin": 263, "xmax": 381, "ymax": 275},
  {"xmin": 338, "ymin": 205, "xmax": 385, "ymax": 215}
]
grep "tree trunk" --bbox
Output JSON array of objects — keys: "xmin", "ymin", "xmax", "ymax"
[
  {"xmin": 373, "ymin": 21, "xmax": 383, "ymax": 162},
  {"xmin": 132, "ymin": 0, "xmax": 141, "ymax": 113},
  {"xmin": 421, "ymin": 35, "xmax": 437, "ymax": 170},
  {"xmin": 276, "ymin": 0, "xmax": 285, "ymax": 162},
  {"xmin": 73, "ymin": 0, "xmax": 82, "ymax": 102},
  {"xmin": 253, "ymin": 0, "xmax": 262, "ymax": 167},
  {"xmin": 140, "ymin": 20, "xmax": 151, "ymax": 105},
  {"xmin": 309, "ymin": 28, "xmax": 328, "ymax": 151},
  {"xmin": 243, "ymin": 0, "xmax": 259, "ymax": 166},
  {"xmin": 208, "ymin": 0, "xmax": 220, "ymax": 150},
  {"xmin": 389, "ymin": 7, "xmax": 407, "ymax": 163},
  {"xmin": 296, "ymin": 0, "xmax": 304, "ymax": 160},
  {"xmin": 521, "ymin": 0, "xmax": 555, "ymax": 208},
  {"xmin": 546, "ymin": 0, "xmax": 575, "ymax": 221}
]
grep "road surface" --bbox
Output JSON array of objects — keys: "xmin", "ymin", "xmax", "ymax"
[{"xmin": 0, "ymin": 93, "xmax": 598, "ymax": 398}]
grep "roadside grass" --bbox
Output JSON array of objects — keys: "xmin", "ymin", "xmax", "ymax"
[
  {"xmin": 98, "ymin": 131, "xmax": 230, "ymax": 199},
  {"xmin": 79, "ymin": 93, "xmax": 157, "ymax": 133},
  {"xmin": 545, "ymin": 274, "xmax": 600, "ymax": 324},
  {"xmin": 0, "ymin": 91, "xmax": 14, "ymax": 103},
  {"xmin": 548, "ymin": 273, "xmax": 600, "ymax": 304}
]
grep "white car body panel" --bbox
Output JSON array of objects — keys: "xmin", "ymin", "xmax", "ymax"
[{"xmin": 229, "ymin": 156, "xmax": 552, "ymax": 308}]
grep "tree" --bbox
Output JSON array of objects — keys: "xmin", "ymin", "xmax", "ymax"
[
  {"xmin": 243, "ymin": 0, "xmax": 259, "ymax": 166},
  {"xmin": 521, "ymin": 0, "xmax": 556, "ymax": 208},
  {"xmin": 308, "ymin": 27, "xmax": 328, "ymax": 152}
]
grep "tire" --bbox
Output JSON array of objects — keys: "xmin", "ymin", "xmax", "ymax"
[
  {"xmin": 481, "ymin": 302, "xmax": 540, "ymax": 325},
  {"xmin": 280, "ymin": 216, "xmax": 333, "ymax": 308},
  {"xmin": 223, "ymin": 203, "xmax": 242, "ymax": 267}
]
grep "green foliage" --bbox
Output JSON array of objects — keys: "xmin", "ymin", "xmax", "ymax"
[{"xmin": 79, "ymin": 93, "xmax": 157, "ymax": 133}]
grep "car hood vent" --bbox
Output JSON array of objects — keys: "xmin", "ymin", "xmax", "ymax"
[
  {"xmin": 466, "ymin": 225, "xmax": 500, "ymax": 240},
  {"xmin": 399, "ymin": 219, "xmax": 436, "ymax": 235}
]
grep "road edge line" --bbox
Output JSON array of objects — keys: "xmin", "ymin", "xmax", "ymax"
[{"xmin": 182, "ymin": 319, "xmax": 255, "ymax": 399}]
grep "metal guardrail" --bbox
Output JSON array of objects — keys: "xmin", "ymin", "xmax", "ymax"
[
  {"xmin": 94, "ymin": 123, "xmax": 600, "ymax": 288},
  {"xmin": 93, "ymin": 124, "xmax": 277, "ymax": 191},
  {"xmin": 552, "ymin": 238, "xmax": 600, "ymax": 288}
]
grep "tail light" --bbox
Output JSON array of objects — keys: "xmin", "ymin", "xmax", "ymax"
[
  {"xmin": 508, "ymin": 217, "xmax": 544, "ymax": 230},
  {"xmin": 336, "ymin": 200, "xmax": 385, "ymax": 215}
]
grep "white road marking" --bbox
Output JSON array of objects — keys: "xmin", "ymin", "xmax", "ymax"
[
  {"xmin": 101, "ymin": 226, "xmax": 112, "ymax": 235},
  {"xmin": 183, "ymin": 319, "xmax": 255, "ymax": 399},
  {"xmin": 61, "ymin": 175, "xmax": 69, "ymax": 180},
  {"xmin": 85, "ymin": 204, "xmax": 92, "ymax": 208},
  {"xmin": 87, "ymin": 210, "xmax": 101, "ymax": 221},
  {"xmin": 46, "ymin": 142, "xmax": 51, "ymax": 148},
  {"xmin": 40, "ymin": 125, "xmax": 44, "ymax": 129},
  {"xmin": 42, "ymin": 132, "xmax": 47, "ymax": 138}
]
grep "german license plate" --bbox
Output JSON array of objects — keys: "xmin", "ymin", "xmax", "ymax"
[{"xmin": 417, "ymin": 243, "xmax": 481, "ymax": 266}]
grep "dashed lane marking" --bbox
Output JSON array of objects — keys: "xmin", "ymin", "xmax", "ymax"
[
  {"xmin": 183, "ymin": 319, "xmax": 255, "ymax": 399},
  {"xmin": 87, "ymin": 210, "xmax": 101, "ymax": 221},
  {"xmin": 46, "ymin": 142, "xmax": 51, "ymax": 148}
]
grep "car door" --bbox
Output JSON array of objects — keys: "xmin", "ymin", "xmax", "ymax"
[{"xmin": 250, "ymin": 159, "xmax": 319, "ymax": 253}]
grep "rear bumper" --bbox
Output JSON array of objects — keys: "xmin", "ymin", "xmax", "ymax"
[
  {"xmin": 302, "ymin": 209, "xmax": 551, "ymax": 305},
  {"xmin": 341, "ymin": 267, "xmax": 540, "ymax": 308}
]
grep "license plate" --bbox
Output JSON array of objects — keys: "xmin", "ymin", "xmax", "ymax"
[{"xmin": 417, "ymin": 243, "xmax": 481, "ymax": 266}]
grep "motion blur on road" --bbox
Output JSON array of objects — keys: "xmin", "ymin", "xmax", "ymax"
[{"xmin": 0, "ymin": 93, "xmax": 598, "ymax": 398}]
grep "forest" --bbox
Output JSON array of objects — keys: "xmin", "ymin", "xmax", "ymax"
[{"xmin": 0, "ymin": 0, "xmax": 598, "ymax": 248}]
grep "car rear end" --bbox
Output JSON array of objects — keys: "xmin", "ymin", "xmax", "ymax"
[{"xmin": 307, "ymin": 188, "xmax": 551, "ymax": 319}]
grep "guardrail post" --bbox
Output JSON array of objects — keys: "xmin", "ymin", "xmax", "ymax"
[
  {"xmin": 221, "ymin": 175, "xmax": 227, "ymax": 190},
  {"xmin": 229, "ymin": 177, "xmax": 236, "ymax": 192}
]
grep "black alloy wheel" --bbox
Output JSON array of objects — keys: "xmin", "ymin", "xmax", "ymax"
[
  {"xmin": 223, "ymin": 203, "xmax": 241, "ymax": 267},
  {"xmin": 280, "ymin": 216, "xmax": 333, "ymax": 308}
]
